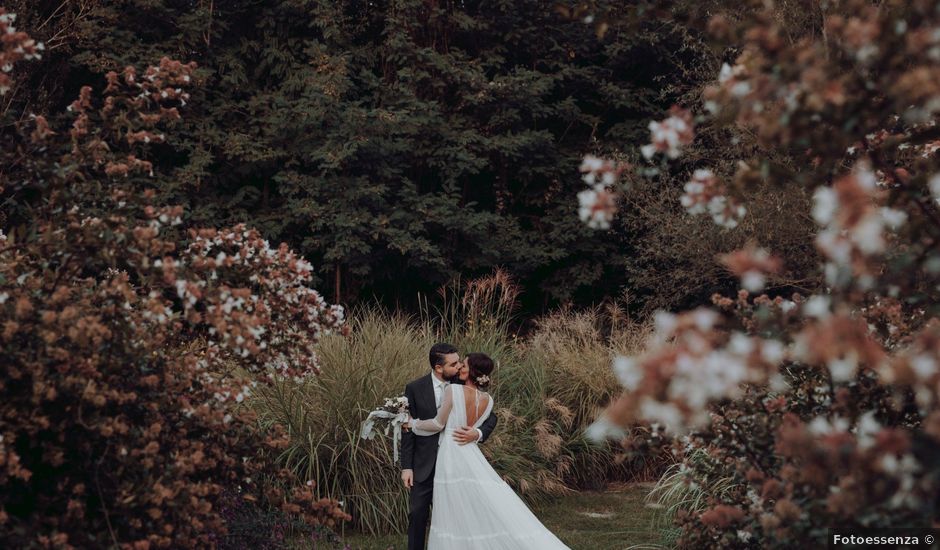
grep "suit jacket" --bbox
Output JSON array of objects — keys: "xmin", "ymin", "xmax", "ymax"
[{"xmin": 400, "ymin": 373, "xmax": 498, "ymax": 483}]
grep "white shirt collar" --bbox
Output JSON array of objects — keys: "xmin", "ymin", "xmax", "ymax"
[{"xmin": 431, "ymin": 373, "xmax": 447, "ymax": 387}]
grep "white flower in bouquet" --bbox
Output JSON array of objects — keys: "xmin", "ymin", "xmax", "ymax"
[
  {"xmin": 360, "ymin": 394, "xmax": 412, "ymax": 463},
  {"xmin": 382, "ymin": 395, "xmax": 410, "ymax": 414}
]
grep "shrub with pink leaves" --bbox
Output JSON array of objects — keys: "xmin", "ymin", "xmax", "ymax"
[
  {"xmin": 582, "ymin": 1, "xmax": 940, "ymax": 547},
  {"xmin": 0, "ymin": 14, "xmax": 348, "ymax": 548}
]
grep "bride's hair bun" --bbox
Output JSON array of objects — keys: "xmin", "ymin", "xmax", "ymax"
[{"xmin": 466, "ymin": 353, "xmax": 494, "ymax": 390}]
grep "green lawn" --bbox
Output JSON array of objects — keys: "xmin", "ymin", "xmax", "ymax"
[{"xmin": 333, "ymin": 483, "xmax": 671, "ymax": 550}]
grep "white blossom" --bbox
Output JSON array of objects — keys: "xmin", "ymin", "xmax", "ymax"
[
  {"xmin": 809, "ymin": 415, "xmax": 849, "ymax": 436},
  {"xmin": 577, "ymin": 185, "xmax": 615, "ymax": 230},
  {"xmin": 741, "ymin": 270, "xmax": 765, "ymax": 292},
  {"xmin": 613, "ymin": 356, "xmax": 643, "ymax": 391},
  {"xmin": 804, "ymin": 295, "xmax": 831, "ymax": 318},
  {"xmin": 585, "ymin": 415, "xmax": 627, "ymax": 442},
  {"xmin": 827, "ymin": 354, "xmax": 858, "ymax": 383},
  {"xmin": 929, "ymin": 173, "xmax": 940, "ymax": 204},
  {"xmin": 855, "ymin": 411, "xmax": 881, "ymax": 450},
  {"xmin": 812, "ymin": 187, "xmax": 838, "ymax": 225},
  {"xmin": 639, "ymin": 398, "xmax": 683, "ymax": 432},
  {"xmin": 910, "ymin": 354, "xmax": 938, "ymax": 380}
]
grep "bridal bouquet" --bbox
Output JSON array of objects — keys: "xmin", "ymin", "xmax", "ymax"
[{"xmin": 359, "ymin": 395, "xmax": 411, "ymax": 463}]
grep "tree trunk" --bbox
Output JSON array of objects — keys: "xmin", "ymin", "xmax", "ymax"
[{"xmin": 334, "ymin": 263, "xmax": 342, "ymax": 304}]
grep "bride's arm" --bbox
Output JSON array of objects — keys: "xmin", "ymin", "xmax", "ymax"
[{"xmin": 410, "ymin": 385, "xmax": 453, "ymax": 436}]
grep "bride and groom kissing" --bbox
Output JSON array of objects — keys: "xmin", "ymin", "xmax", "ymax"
[{"xmin": 400, "ymin": 343, "xmax": 570, "ymax": 550}]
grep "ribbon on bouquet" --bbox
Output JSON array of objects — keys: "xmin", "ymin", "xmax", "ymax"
[{"xmin": 359, "ymin": 410, "xmax": 410, "ymax": 463}]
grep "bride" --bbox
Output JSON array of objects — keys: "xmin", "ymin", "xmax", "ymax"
[{"xmin": 405, "ymin": 353, "xmax": 571, "ymax": 549}]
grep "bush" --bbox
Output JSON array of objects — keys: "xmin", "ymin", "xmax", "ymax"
[
  {"xmin": 0, "ymin": 16, "xmax": 347, "ymax": 547},
  {"xmin": 646, "ymin": 446, "xmax": 740, "ymax": 547},
  {"xmin": 585, "ymin": 1, "xmax": 940, "ymax": 547},
  {"xmin": 621, "ymin": 175, "xmax": 819, "ymax": 315}
]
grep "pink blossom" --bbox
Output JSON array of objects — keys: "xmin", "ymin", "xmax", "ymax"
[
  {"xmin": 577, "ymin": 185, "xmax": 617, "ymax": 229},
  {"xmin": 720, "ymin": 246, "xmax": 782, "ymax": 292},
  {"xmin": 680, "ymin": 169, "xmax": 747, "ymax": 228},
  {"xmin": 577, "ymin": 155, "xmax": 624, "ymax": 229},
  {"xmin": 0, "ymin": 9, "xmax": 44, "ymax": 96},
  {"xmin": 812, "ymin": 163, "xmax": 908, "ymax": 288},
  {"xmin": 641, "ymin": 106, "xmax": 694, "ymax": 159}
]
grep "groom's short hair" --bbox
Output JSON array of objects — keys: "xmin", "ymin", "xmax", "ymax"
[{"xmin": 429, "ymin": 342, "xmax": 458, "ymax": 369}]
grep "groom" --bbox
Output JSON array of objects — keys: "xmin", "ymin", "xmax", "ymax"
[{"xmin": 400, "ymin": 342, "xmax": 498, "ymax": 550}]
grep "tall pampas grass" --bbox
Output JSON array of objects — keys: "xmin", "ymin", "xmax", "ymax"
[
  {"xmin": 254, "ymin": 310, "xmax": 431, "ymax": 535},
  {"xmin": 525, "ymin": 305, "xmax": 657, "ymax": 487},
  {"xmin": 253, "ymin": 272, "xmax": 662, "ymax": 535}
]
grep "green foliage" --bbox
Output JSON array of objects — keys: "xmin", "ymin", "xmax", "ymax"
[{"xmin": 7, "ymin": 0, "xmax": 722, "ymax": 313}]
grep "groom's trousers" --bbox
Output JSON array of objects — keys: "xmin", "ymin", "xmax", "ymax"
[{"xmin": 408, "ymin": 474, "xmax": 434, "ymax": 550}]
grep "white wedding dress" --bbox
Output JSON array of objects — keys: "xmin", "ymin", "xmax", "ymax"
[{"xmin": 411, "ymin": 384, "xmax": 571, "ymax": 549}]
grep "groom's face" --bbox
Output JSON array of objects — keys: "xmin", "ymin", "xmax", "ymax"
[{"xmin": 436, "ymin": 352, "xmax": 461, "ymax": 381}]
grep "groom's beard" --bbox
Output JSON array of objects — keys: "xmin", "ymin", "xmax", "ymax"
[{"xmin": 446, "ymin": 373, "xmax": 465, "ymax": 384}]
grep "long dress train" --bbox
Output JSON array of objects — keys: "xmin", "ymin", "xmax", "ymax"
[{"xmin": 411, "ymin": 384, "xmax": 571, "ymax": 550}]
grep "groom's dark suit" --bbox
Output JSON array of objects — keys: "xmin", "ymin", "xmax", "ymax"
[{"xmin": 401, "ymin": 372, "xmax": 498, "ymax": 550}]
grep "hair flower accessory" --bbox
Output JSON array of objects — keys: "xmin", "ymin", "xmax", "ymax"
[{"xmin": 475, "ymin": 374, "xmax": 490, "ymax": 385}]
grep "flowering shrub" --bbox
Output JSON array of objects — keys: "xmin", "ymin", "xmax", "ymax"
[
  {"xmin": 0, "ymin": 13, "xmax": 348, "ymax": 548},
  {"xmin": 584, "ymin": 0, "xmax": 940, "ymax": 546},
  {"xmin": 577, "ymin": 155, "xmax": 624, "ymax": 229},
  {"xmin": 680, "ymin": 168, "xmax": 747, "ymax": 229},
  {"xmin": 641, "ymin": 106, "xmax": 694, "ymax": 160},
  {"xmin": 0, "ymin": 9, "xmax": 43, "ymax": 96}
]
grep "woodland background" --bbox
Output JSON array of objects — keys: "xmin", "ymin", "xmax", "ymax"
[{"xmin": 2, "ymin": 0, "xmax": 817, "ymax": 319}]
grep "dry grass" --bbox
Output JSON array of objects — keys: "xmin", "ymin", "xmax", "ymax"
[
  {"xmin": 254, "ymin": 273, "xmax": 662, "ymax": 536},
  {"xmin": 523, "ymin": 305, "xmax": 655, "ymax": 487},
  {"xmin": 254, "ymin": 311, "xmax": 431, "ymax": 535}
]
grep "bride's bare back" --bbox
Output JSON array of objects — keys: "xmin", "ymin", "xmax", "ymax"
[{"xmin": 464, "ymin": 386, "xmax": 490, "ymax": 427}]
